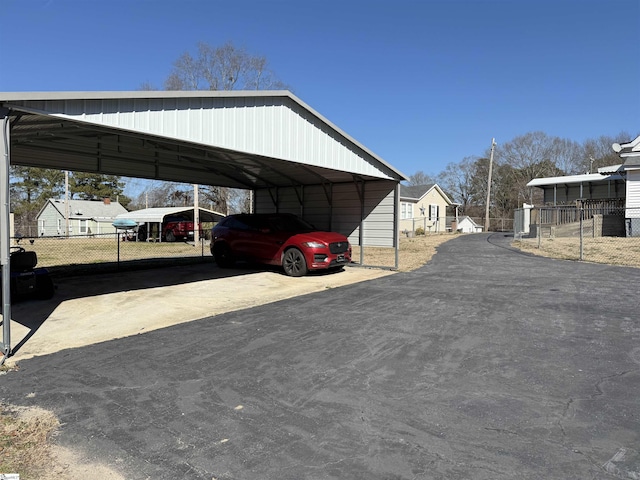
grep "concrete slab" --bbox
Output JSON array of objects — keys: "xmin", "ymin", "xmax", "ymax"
[
  {"xmin": 5, "ymin": 262, "xmax": 394, "ymax": 362},
  {"xmin": 1, "ymin": 233, "xmax": 639, "ymax": 479}
]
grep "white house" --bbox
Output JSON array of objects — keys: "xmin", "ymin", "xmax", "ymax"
[
  {"xmin": 610, "ymin": 134, "xmax": 640, "ymax": 236},
  {"xmin": 525, "ymin": 134, "xmax": 640, "ymax": 237},
  {"xmin": 399, "ymin": 184, "xmax": 453, "ymax": 234},
  {"xmin": 36, "ymin": 198, "xmax": 128, "ymax": 237},
  {"xmin": 456, "ymin": 216, "xmax": 483, "ymax": 233}
]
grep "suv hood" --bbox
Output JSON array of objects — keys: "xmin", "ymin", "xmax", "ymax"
[{"xmin": 288, "ymin": 231, "xmax": 349, "ymax": 245}]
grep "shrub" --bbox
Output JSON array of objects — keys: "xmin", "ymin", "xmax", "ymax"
[{"xmin": 415, "ymin": 227, "xmax": 425, "ymax": 236}]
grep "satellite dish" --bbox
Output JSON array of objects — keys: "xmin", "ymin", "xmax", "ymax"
[{"xmin": 612, "ymin": 143, "xmax": 622, "ymax": 153}]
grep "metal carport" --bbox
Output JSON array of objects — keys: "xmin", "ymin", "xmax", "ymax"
[
  {"xmin": 116, "ymin": 207, "xmax": 226, "ymax": 242},
  {"xmin": 1, "ymin": 90, "xmax": 407, "ymax": 361}
]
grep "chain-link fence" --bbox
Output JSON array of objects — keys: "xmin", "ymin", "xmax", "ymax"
[
  {"xmin": 400, "ymin": 216, "xmax": 513, "ymax": 236},
  {"xmin": 9, "ymin": 233, "xmax": 212, "ymax": 276},
  {"xmin": 513, "ymin": 206, "xmax": 640, "ymax": 268}
]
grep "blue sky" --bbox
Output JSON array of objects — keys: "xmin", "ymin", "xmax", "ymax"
[{"xmin": 1, "ymin": 0, "xmax": 638, "ymax": 186}]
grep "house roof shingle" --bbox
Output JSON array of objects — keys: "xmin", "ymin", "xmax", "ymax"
[
  {"xmin": 400, "ymin": 184, "xmax": 436, "ymax": 200},
  {"xmin": 45, "ymin": 198, "xmax": 128, "ymax": 220},
  {"xmin": 399, "ymin": 184, "xmax": 453, "ymax": 205}
]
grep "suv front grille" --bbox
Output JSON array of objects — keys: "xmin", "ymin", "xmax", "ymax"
[{"xmin": 329, "ymin": 242, "xmax": 349, "ymax": 254}]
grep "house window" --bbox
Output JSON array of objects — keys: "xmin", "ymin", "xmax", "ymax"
[
  {"xmin": 40, "ymin": 219, "xmax": 46, "ymax": 236},
  {"xmin": 429, "ymin": 204, "xmax": 439, "ymax": 221},
  {"xmin": 401, "ymin": 202, "xmax": 413, "ymax": 219},
  {"xmin": 79, "ymin": 219, "xmax": 87, "ymax": 234}
]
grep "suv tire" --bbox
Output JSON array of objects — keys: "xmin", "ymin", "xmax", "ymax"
[{"xmin": 214, "ymin": 243, "xmax": 235, "ymax": 268}]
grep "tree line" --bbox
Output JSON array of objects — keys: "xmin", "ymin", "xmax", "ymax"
[
  {"xmin": 9, "ymin": 168, "xmax": 130, "ymax": 235},
  {"xmin": 409, "ymin": 130, "xmax": 635, "ymax": 221}
]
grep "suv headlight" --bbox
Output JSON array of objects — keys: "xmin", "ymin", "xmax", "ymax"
[{"xmin": 302, "ymin": 241, "xmax": 326, "ymax": 248}]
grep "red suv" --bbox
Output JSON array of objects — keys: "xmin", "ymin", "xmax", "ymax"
[{"xmin": 210, "ymin": 213, "xmax": 351, "ymax": 276}]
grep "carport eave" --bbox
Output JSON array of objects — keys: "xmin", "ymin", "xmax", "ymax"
[{"xmin": 4, "ymin": 104, "xmax": 404, "ymax": 189}]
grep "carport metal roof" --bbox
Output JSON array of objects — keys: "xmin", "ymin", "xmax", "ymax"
[
  {"xmin": 1, "ymin": 90, "xmax": 407, "ymax": 362},
  {"xmin": 527, "ymin": 172, "xmax": 624, "ymax": 187},
  {"xmin": 116, "ymin": 207, "xmax": 225, "ymax": 224},
  {"xmin": 0, "ymin": 90, "xmax": 405, "ymax": 189}
]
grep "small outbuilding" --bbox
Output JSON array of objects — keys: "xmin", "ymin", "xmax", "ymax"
[
  {"xmin": 611, "ymin": 134, "xmax": 640, "ymax": 236},
  {"xmin": 525, "ymin": 134, "xmax": 640, "ymax": 237},
  {"xmin": 456, "ymin": 216, "xmax": 483, "ymax": 233},
  {"xmin": 116, "ymin": 207, "xmax": 225, "ymax": 241},
  {"xmin": 526, "ymin": 172, "xmax": 626, "ymax": 205},
  {"xmin": 36, "ymin": 197, "xmax": 127, "ymax": 237}
]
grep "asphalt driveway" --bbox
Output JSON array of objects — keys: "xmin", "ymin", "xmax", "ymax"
[{"xmin": 2, "ymin": 233, "xmax": 639, "ymax": 479}]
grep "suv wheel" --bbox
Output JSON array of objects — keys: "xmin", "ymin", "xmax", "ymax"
[
  {"xmin": 214, "ymin": 243, "xmax": 235, "ymax": 268},
  {"xmin": 282, "ymin": 248, "xmax": 307, "ymax": 277}
]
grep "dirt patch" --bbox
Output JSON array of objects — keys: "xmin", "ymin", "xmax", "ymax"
[{"xmin": 513, "ymin": 236, "xmax": 640, "ymax": 268}]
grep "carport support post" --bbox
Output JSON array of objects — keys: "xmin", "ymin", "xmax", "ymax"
[
  {"xmin": 1, "ymin": 109, "xmax": 12, "ymax": 361},
  {"xmin": 394, "ymin": 183, "xmax": 400, "ymax": 269},
  {"xmin": 579, "ymin": 204, "xmax": 584, "ymax": 261}
]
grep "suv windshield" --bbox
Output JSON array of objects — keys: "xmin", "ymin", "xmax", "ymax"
[
  {"xmin": 230, "ymin": 214, "xmax": 316, "ymax": 233},
  {"xmin": 267, "ymin": 215, "xmax": 315, "ymax": 232}
]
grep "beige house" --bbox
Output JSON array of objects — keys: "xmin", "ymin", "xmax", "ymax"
[{"xmin": 399, "ymin": 184, "xmax": 453, "ymax": 234}]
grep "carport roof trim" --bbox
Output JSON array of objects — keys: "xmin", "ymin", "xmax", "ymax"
[
  {"xmin": 116, "ymin": 206, "xmax": 225, "ymax": 224},
  {"xmin": 526, "ymin": 172, "xmax": 624, "ymax": 187},
  {"xmin": 0, "ymin": 90, "xmax": 409, "ymax": 182}
]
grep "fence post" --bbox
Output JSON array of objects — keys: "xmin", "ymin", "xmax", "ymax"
[
  {"xmin": 579, "ymin": 205, "xmax": 584, "ymax": 261},
  {"xmin": 116, "ymin": 231, "xmax": 121, "ymax": 269},
  {"xmin": 537, "ymin": 209, "xmax": 541, "ymax": 249}
]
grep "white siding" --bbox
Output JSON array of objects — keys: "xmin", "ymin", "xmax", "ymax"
[
  {"xmin": 626, "ymin": 170, "xmax": 640, "ymax": 216},
  {"xmin": 253, "ymin": 180, "xmax": 397, "ymax": 247},
  {"xmin": 22, "ymin": 97, "xmax": 396, "ymax": 181},
  {"xmin": 37, "ymin": 202, "xmax": 62, "ymax": 236}
]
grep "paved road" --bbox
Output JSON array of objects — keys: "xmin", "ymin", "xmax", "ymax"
[{"xmin": 2, "ymin": 233, "xmax": 639, "ymax": 479}]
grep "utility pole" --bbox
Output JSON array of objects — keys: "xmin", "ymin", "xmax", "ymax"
[
  {"xmin": 484, "ymin": 138, "xmax": 496, "ymax": 232},
  {"xmin": 193, "ymin": 184, "xmax": 200, "ymax": 244}
]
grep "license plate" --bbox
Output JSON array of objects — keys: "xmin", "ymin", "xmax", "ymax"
[{"xmin": 336, "ymin": 254, "xmax": 345, "ymax": 262}]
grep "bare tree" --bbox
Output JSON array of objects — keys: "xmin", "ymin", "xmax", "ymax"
[
  {"xmin": 582, "ymin": 132, "xmax": 636, "ymax": 173},
  {"xmin": 407, "ymin": 170, "xmax": 435, "ymax": 186},
  {"xmin": 200, "ymin": 185, "xmax": 229, "ymax": 214},
  {"xmin": 138, "ymin": 81, "xmax": 159, "ymax": 91},
  {"xmin": 156, "ymin": 41, "xmax": 290, "ymax": 212},
  {"xmin": 128, "ymin": 181, "xmax": 184, "ymax": 210},
  {"xmin": 437, "ymin": 157, "xmax": 479, "ymax": 214},
  {"xmin": 164, "ymin": 41, "xmax": 289, "ymax": 91},
  {"xmin": 496, "ymin": 132, "xmax": 565, "ymax": 206},
  {"xmin": 549, "ymin": 137, "xmax": 584, "ymax": 175}
]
